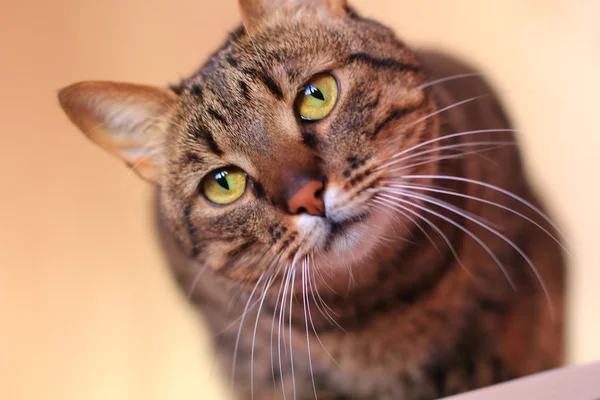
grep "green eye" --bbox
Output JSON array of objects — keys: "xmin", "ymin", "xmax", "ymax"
[
  {"xmin": 202, "ymin": 167, "xmax": 247, "ymax": 205},
  {"xmin": 296, "ymin": 73, "xmax": 338, "ymax": 121}
]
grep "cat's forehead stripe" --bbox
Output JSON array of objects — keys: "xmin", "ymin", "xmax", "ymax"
[
  {"xmin": 189, "ymin": 84, "xmax": 203, "ymax": 100},
  {"xmin": 190, "ymin": 127, "xmax": 223, "ymax": 157},
  {"xmin": 207, "ymin": 107, "xmax": 229, "ymax": 126},
  {"xmin": 256, "ymin": 70, "xmax": 284, "ymax": 100},
  {"xmin": 234, "ymin": 64, "xmax": 284, "ymax": 101},
  {"xmin": 239, "ymin": 80, "xmax": 251, "ymax": 101}
]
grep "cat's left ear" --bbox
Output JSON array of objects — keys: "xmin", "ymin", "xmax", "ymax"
[
  {"xmin": 58, "ymin": 81, "xmax": 179, "ymax": 183},
  {"xmin": 239, "ymin": 0, "xmax": 347, "ymax": 33}
]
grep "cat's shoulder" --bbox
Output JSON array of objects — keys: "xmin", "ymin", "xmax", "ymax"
[
  {"xmin": 414, "ymin": 49, "xmax": 512, "ymax": 130},
  {"xmin": 414, "ymin": 50, "xmax": 490, "ymax": 90}
]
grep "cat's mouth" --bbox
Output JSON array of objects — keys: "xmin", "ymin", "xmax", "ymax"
[
  {"xmin": 293, "ymin": 188, "xmax": 389, "ymax": 272},
  {"xmin": 291, "ymin": 207, "xmax": 387, "ymax": 280},
  {"xmin": 328, "ymin": 211, "xmax": 371, "ymax": 240},
  {"xmin": 294, "ymin": 209, "xmax": 371, "ymax": 257}
]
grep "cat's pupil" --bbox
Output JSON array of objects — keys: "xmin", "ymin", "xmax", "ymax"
[
  {"xmin": 307, "ymin": 85, "xmax": 325, "ymax": 101},
  {"xmin": 215, "ymin": 172, "xmax": 230, "ymax": 190}
]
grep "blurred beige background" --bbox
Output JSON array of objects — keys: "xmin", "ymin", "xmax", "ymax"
[{"xmin": 1, "ymin": 1, "xmax": 598, "ymax": 399}]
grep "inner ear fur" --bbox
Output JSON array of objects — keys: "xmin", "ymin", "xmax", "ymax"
[{"xmin": 58, "ymin": 81, "xmax": 179, "ymax": 182}]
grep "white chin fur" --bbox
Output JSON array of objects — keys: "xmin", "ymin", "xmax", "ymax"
[
  {"xmin": 294, "ymin": 208, "xmax": 391, "ymax": 272},
  {"xmin": 295, "ymin": 214, "xmax": 330, "ymax": 252}
]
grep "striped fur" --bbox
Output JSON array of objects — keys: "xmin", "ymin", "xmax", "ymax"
[{"xmin": 60, "ymin": 1, "xmax": 565, "ymax": 399}]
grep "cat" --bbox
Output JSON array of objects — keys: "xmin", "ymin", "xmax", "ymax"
[{"xmin": 58, "ymin": 0, "xmax": 565, "ymax": 399}]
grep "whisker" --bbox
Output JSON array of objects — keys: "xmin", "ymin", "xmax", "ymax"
[
  {"xmin": 385, "ymin": 146, "xmax": 513, "ymax": 179},
  {"xmin": 417, "ymin": 72, "xmax": 485, "ymax": 90},
  {"xmin": 380, "ymin": 140, "xmax": 514, "ymax": 171},
  {"xmin": 373, "ymin": 198, "xmax": 439, "ymax": 251},
  {"xmin": 186, "ymin": 263, "xmax": 209, "ymax": 298},
  {"xmin": 308, "ymin": 256, "xmax": 342, "ymax": 329},
  {"xmin": 269, "ymin": 261, "xmax": 287, "ymax": 394},
  {"xmin": 384, "ymin": 188, "xmax": 554, "ymax": 318},
  {"xmin": 386, "ymin": 183, "xmax": 567, "ymax": 252},
  {"xmin": 230, "ymin": 273, "xmax": 266, "ymax": 397},
  {"xmin": 343, "ymin": 256, "xmax": 356, "ymax": 294},
  {"xmin": 288, "ymin": 262, "xmax": 297, "ymax": 400},
  {"xmin": 402, "ymin": 174, "xmax": 570, "ymax": 247},
  {"xmin": 302, "ymin": 258, "xmax": 318, "ymax": 400},
  {"xmin": 378, "ymin": 128, "xmax": 518, "ymax": 171},
  {"xmin": 214, "ymin": 248, "xmax": 279, "ymax": 335},
  {"xmin": 206, "ymin": 253, "xmax": 277, "ymax": 383},
  {"xmin": 407, "ymin": 145, "xmax": 504, "ymax": 168},
  {"xmin": 250, "ymin": 272, "xmax": 276, "ymax": 400},
  {"xmin": 307, "ymin": 254, "xmax": 341, "ymax": 364},
  {"xmin": 373, "ymin": 198, "xmax": 440, "ymax": 254},
  {"xmin": 376, "ymin": 191, "xmax": 516, "ymax": 290},
  {"xmin": 277, "ymin": 264, "xmax": 292, "ymax": 400},
  {"xmin": 310, "ymin": 254, "xmax": 342, "ymax": 298},
  {"xmin": 380, "ymin": 184, "xmax": 501, "ymax": 229},
  {"xmin": 373, "ymin": 197, "xmax": 471, "ymax": 277}
]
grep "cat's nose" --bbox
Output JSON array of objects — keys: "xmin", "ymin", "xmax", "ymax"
[{"xmin": 287, "ymin": 179, "xmax": 325, "ymax": 217}]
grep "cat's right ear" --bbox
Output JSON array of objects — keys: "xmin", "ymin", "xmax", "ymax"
[
  {"xmin": 58, "ymin": 81, "xmax": 179, "ymax": 183},
  {"xmin": 239, "ymin": 0, "xmax": 347, "ymax": 33}
]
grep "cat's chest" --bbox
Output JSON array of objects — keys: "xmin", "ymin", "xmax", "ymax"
[
  {"xmin": 284, "ymin": 309, "xmax": 452, "ymax": 399},
  {"xmin": 310, "ymin": 317, "xmax": 432, "ymax": 399},
  {"xmin": 284, "ymin": 294, "xmax": 502, "ymax": 400}
]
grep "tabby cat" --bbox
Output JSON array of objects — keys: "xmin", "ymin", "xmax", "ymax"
[{"xmin": 58, "ymin": 0, "xmax": 565, "ymax": 399}]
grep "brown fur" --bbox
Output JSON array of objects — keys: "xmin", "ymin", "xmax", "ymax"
[{"xmin": 59, "ymin": 1, "xmax": 565, "ymax": 399}]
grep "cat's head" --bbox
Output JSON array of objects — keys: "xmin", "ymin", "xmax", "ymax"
[{"xmin": 59, "ymin": 0, "xmax": 438, "ymax": 285}]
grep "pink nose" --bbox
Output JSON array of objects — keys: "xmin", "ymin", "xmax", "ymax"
[{"xmin": 287, "ymin": 180, "xmax": 325, "ymax": 217}]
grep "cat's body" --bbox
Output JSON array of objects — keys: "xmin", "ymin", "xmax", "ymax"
[
  {"xmin": 157, "ymin": 50, "xmax": 564, "ymax": 400},
  {"xmin": 59, "ymin": 1, "xmax": 565, "ymax": 399}
]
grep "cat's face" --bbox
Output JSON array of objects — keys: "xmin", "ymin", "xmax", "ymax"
[{"xmin": 59, "ymin": 0, "xmax": 438, "ymax": 284}]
